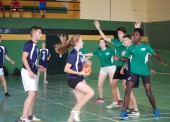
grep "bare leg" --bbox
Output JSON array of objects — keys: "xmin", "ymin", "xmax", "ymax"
[
  {"xmin": 98, "ymin": 74, "xmax": 107, "ymax": 99},
  {"xmin": 22, "ymin": 91, "xmax": 36, "ymax": 117},
  {"xmin": 1, "ymin": 76, "xmax": 8, "ymax": 93}
]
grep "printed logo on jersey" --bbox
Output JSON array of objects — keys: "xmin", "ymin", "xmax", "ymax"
[
  {"xmin": 141, "ymin": 48, "xmax": 146, "ymax": 51},
  {"xmin": 106, "ymin": 52, "xmax": 110, "ymax": 55},
  {"xmin": 121, "ymin": 51, "xmax": 126, "ymax": 56}
]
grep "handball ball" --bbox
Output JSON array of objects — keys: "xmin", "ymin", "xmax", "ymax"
[{"xmin": 82, "ymin": 64, "xmax": 92, "ymax": 74}]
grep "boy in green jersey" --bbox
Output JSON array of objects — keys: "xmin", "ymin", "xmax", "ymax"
[
  {"xmin": 117, "ymin": 28, "xmax": 166, "ymax": 119},
  {"xmin": 94, "ymin": 20, "xmax": 126, "ymax": 108}
]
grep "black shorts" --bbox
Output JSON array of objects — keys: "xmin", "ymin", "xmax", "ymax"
[
  {"xmin": 126, "ymin": 73, "xmax": 139, "ymax": 88},
  {"xmin": 113, "ymin": 66, "xmax": 126, "ymax": 80},
  {"xmin": 127, "ymin": 74, "xmax": 150, "ymax": 86},
  {"xmin": 67, "ymin": 78, "xmax": 82, "ymax": 89}
]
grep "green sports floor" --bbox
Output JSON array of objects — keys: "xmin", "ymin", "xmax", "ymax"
[{"xmin": 0, "ymin": 73, "xmax": 170, "ymax": 122}]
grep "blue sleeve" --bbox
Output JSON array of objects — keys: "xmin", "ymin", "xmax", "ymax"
[
  {"xmin": 23, "ymin": 42, "xmax": 32, "ymax": 53},
  {"xmin": 67, "ymin": 53, "xmax": 77, "ymax": 65},
  {"xmin": 4, "ymin": 47, "xmax": 8, "ymax": 55}
]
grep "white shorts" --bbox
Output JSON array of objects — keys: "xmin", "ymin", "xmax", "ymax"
[
  {"xmin": 0, "ymin": 68, "xmax": 4, "ymax": 76},
  {"xmin": 21, "ymin": 68, "xmax": 38, "ymax": 92},
  {"xmin": 99, "ymin": 65, "xmax": 116, "ymax": 75}
]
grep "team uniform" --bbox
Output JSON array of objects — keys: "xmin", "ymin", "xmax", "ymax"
[
  {"xmin": 111, "ymin": 38, "xmax": 127, "ymax": 79},
  {"xmin": 0, "ymin": 2, "xmax": 3, "ymax": 10},
  {"xmin": 125, "ymin": 58, "xmax": 139, "ymax": 88},
  {"xmin": 0, "ymin": 45, "xmax": 8, "ymax": 76},
  {"xmin": 92, "ymin": 47, "xmax": 116, "ymax": 75},
  {"xmin": 67, "ymin": 48, "xmax": 84, "ymax": 89},
  {"xmin": 11, "ymin": 1, "xmax": 21, "ymax": 11},
  {"xmin": 21, "ymin": 40, "xmax": 39, "ymax": 92},
  {"xmin": 39, "ymin": 48, "xmax": 50, "ymax": 68},
  {"xmin": 125, "ymin": 43, "xmax": 154, "ymax": 84},
  {"xmin": 39, "ymin": 0, "xmax": 46, "ymax": 10}
]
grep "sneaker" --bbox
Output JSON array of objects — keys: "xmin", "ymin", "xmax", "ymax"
[
  {"xmin": 27, "ymin": 115, "xmax": 41, "ymax": 121},
  {"xmin": 128, "ymin": 110, "xmax": 140, "ymax": 116},
  {"xmin": 94, "ymin": 98, "xmax": 104, "ymax": 103},
  {"xmin": 118, "ymin": 100, "xmax": 123, "ymax": 106},
  {"xmin": 119, "ymin": 111, "xmax": 128, "ymax": 120},
  {"xmin": 127, "ymin": 108, "xmax": 134, "ymax": 113},
  {"xmin": 5, "ymin": 92, "xmax": 11, "ymax": 97},
  {"xmin": 153, "ymin": 109, "xmax": 160, "ymax": 118},
  {"xmin": 71, "ymin": 110, "xmax": 80, "ymax": 121},
  {"xmin": 44, "ymin": 80, "xmax": 48, "ymax": 84},
  {"xmin": 19, "ymin": 117, "xmax": 30, "ymax": 122},
  {"xmin": 106, "ymin": 102, "xmax": 119, "ymax": 109}
]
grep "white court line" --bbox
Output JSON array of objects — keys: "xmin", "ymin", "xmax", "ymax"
[{"xmin": 8, "ymin": 87, "xmax": 117, "ymax": 122}]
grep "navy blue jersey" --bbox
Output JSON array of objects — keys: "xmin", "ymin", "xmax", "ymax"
[
  {"xmin": 39, "ymin": 48, "xmax": 50, "ymax": 68},
  {"xmin": 22, "ymin": 40, "xmax": 39, "ymax": 74},
  {"xmin": 0, "ymin": 45, "xmax": 7, "ymax": 68},
  {"xmin": 39, "ymin": 48, "xmax": 50, "ymax": 62},
  {"xmin": 66, "ymin": 48, "xmax": 84, "ymax": 80}
]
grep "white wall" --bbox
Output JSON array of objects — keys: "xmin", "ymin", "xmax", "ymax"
[{"xmin": 80, "ymin": 0, "xmax": 170, "ymax": 22}]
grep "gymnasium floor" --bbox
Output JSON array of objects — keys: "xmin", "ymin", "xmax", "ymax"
[{"xmin": 0, "ymin": 73, "xmax": 170, "ymax": 122}]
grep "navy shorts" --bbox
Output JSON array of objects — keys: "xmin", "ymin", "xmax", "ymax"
[
  {"xmin": 39, "ymin": 3, "xmax": 46, "ymax": 10},
  {"xmin": 126, "ymin": 73, "xmax": 139, "ymax": 88},
  {"xmin": 67, "ymin": 78, "xmax": 83, "ymax": 89},
  {"xmin": 113, "ymin": 66, "xmax": 127, "ymax": 80},
  {"xmin": 39, "ymin": 60, "xmax": 48, "ymax": 68},
  {"xmin": 127, "ymin": 74, "xmax": 150, "ymax": 87}
]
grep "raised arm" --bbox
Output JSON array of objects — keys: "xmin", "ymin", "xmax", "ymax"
[
  {"xmin": 152, "ymin": 53, "xmax": 167, "ymax": 65},
  {"xmin": 134, "ymin": 21, "xmax": 141, "ymax": 28},
  {"xmin": 94, "ymin": 20, "xmax": 111, "ymax": 42}
]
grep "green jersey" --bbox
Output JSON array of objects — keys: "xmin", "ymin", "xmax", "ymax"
[
  {"xmin": 93, "ymin": 47, "xmax": 115, "ymax": 67},
  {"xmin": 111, "ymin": 38, "xmax": 126, "ymax": 66},
  {"xmin": 125, "ymin": 43, "xmax": 155, "ymax": 76},
  {"xmin": 80, "ymin": 48, "xmax": 87, "ymax": 54}
]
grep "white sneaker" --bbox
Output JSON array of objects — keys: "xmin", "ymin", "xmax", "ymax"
[
  {"xmin": 106, "ymin": 102, "xmax": 119, "ymax": 109},
  {"xmin": 71, "ymin": 110, "xmax": 80, "ymax": 121},
  {"xmin": 44, "ymin": 80, "xmax": 48, "ymax": 84},
  {"xmin": 19, "ymin": 117, "xmax": 30, "ymax": 122},
  {"xmin": 27, "ymin": 115, "xmax": 41, "ymax": 121}
]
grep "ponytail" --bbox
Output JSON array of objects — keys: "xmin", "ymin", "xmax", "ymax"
[{"xmin": 55, "ymin": 34, "xmax": 80, "ymax": 55}]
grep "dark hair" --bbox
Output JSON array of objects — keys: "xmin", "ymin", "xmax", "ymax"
[
  {"xmin": 116, "ymin": 27, "xmax": 127, "ymax": 34},
  {"xmin": 30, "ymin": 26, "xmax": 42, "ymax": 36},
  {"xmin": 134, "ymin": 28, "xmax": 144, "ymax": 36},
  {"xmin": 55, "ymin": 34, "xmax": 80, "ymax": 55},
  {"xmin": 98, "ymin": 38, "xmax": 110, "ymax": 49},
  {"xmin": 123, "ymin": 34, "xmax": 132, "ymax": 40}
]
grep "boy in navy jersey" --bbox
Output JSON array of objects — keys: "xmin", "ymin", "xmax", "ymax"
[
  {"xmin": 19, "ymin": 26, "xmax": 42, "ymax": 122},
  {"xmin": 37, "ymin": 42, "xmax": 51, "ymax": 84},
  {"xmin": 0, "ymin": 35, "xmax": 15, "ymax": 97}
]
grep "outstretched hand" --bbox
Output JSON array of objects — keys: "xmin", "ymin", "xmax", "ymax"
[
  {"xmin": 134, "ymin": 21, "xmax": 141, "ymax": 28},
  {"xmin": 94, "ymin": 20, "xmax": 100, "ymax": 30},
  {"xmin": 113, "ymin": 55, "xmax": 119, "ymax": 60}
]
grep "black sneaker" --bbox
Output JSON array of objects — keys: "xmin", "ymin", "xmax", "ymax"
[{"xmin": 5, "ymin": 92, "xmax": 11, "ymax": 97}]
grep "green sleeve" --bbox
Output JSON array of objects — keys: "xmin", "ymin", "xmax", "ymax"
[
  {"xmin": 111, "ymin": 38, "xmax": 123, "ymax": 47},
  {"xmin": 92, "ymin": 49, "xmax": 98, "ymax": 56},
  {"xmin": 124, "ymin": 48, "xmax": 131, "ymax": 58},
  {"xmin": 110, "ymin": 48, "xmax": 115, "ymax": 56},
  {"xmin": 146, "ymin": 45, "xmax": 155, "ymax": 55}
]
